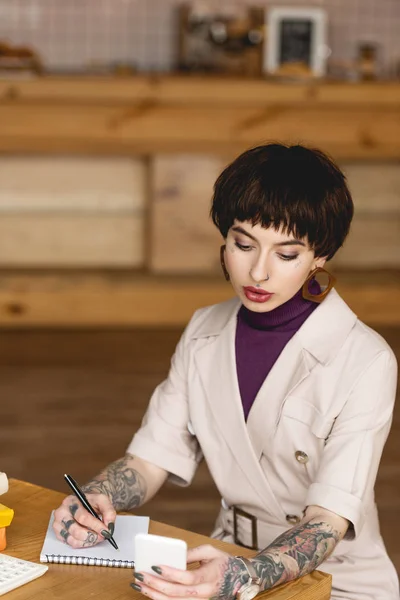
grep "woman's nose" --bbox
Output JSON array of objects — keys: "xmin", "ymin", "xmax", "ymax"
[{"xmin": 250, "ymin": 255, "xmax": 271, "ymax": 283}]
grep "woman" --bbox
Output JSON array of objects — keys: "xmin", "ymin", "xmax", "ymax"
[{"xmin": 53, "ymin": 144, "xmax": 398, "ymax": 600}]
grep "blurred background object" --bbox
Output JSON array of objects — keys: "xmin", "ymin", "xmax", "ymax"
[
  {"xmin": 0, "ymin": 0, "xmax": 399, "ymax": 579},
  {"xmin": 264, "ymin": 6, "xmax": 328, "ymax": 78},
  {"xmin": 0, "ymin": 0, "xmax": 398, "ymax": 79},
  {"xmin": 0, "ymin": 40, "xmax": 42, "ymax": 76},
  {"xmin": 178, "ymin": 3, "xmax": 265, "ymax": 76}
]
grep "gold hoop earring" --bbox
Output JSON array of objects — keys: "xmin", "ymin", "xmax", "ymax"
[
  {"xmin": 220, "ymin": 245, "xmax": 230, "ymax": 282},
  {"xmin": 302, "ymin": 267, "xmax": 336, "ymax": 303}
]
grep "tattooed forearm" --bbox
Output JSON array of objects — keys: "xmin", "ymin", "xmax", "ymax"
[
  {"xmin": 211, "ymin": 557, "xmax": 249, "ymax": 600},
  {"xmin": 251, "ymin": 519, "xmax": 341, "ymax": 591},
  {"xmin": 81, "ymin": 455, "xmax": 147, "ymax": 511}
]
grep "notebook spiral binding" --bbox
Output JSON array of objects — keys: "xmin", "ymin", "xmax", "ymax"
[{"xmin": 43, "ymin": 554, "xmax": 135, "ymax": 568}]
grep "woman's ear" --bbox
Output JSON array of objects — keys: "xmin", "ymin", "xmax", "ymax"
[{"xmin": 314, "ymin": 256, "xmax": 327, "ymax": 270}]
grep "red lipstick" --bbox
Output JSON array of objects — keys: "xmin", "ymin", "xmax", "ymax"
[{"xmin": 243, "ymin": 286, "xmax": 274, "ymax": 303}]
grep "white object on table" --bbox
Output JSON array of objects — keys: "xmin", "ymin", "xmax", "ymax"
[
  {"xmin": 0, "ymin": 554, "xmax": 48, "ymax": 596},
  {"xmin": 0, "ymin": 473, "xmax": 8, "ymax": 496},
  {"xmin": 134, "ymin": 533, "xmax": 187, "ymax": 576}
]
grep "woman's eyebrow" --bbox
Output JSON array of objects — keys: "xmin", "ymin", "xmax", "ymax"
[
  {"xmin": 231, "ymin": 226, "xmax": 305, "ymax": 247},
  {"xmin": 274, "ymin": 240, "xmax": 306, "ymax": 247},
  {"xmin": 231, "ymin": 226, "xmax": 257, "ymax": 240}
]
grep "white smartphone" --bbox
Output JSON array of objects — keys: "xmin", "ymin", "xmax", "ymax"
[{"xmin": 134, "ymin": 533, "xmax": 187, "ymax": 575}]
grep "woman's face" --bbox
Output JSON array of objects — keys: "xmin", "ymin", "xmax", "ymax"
[{"xmin": 224, "ymin": 220, "xmax": 326, "ymax": 312}]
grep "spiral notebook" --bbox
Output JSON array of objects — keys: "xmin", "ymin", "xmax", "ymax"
[{"xmin": 40, "ymin": 511, "xmax": 149, "ymax": 568}]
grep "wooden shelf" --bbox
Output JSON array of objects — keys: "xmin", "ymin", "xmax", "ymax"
[
  {"xmin": 1, "ymin": 75, "xmax": 400, "ymax": 105},
  {"xmin": 0, "ymin": 75, "xmax": 399, "ymax": 159},
  {"xmin": 0, "ymin": 271, "xmax": 398, "ymax": 327}
]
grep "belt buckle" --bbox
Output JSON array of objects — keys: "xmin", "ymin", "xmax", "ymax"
[{"xmin": 233, "ymin": 506, "xmax": 258, "ymax": 550}]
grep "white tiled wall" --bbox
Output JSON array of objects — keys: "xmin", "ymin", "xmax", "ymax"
[{"xmin": 0, "ymin": 0, "xmax": 399, "ymax": 76}]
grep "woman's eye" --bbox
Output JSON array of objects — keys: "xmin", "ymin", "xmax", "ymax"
[
  {"xmin": 235, "ymin": 241, "xmax": 252, "ymax": 251},
  {"xmin": 278, "ymin": 254, "xmax": 298, "ymax": 261}
]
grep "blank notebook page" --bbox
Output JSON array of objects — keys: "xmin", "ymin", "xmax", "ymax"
[{"xmin": 40, "ymin": 511, "xmax": 149, "ymax": 567}]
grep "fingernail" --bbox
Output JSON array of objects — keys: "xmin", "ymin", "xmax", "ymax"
[
  {"xmin": 101, "ymin": 529, "xmax": 112, "ymax": 540},
  {"xmin": 135, "ymin": 573, "xmax": 144, "ymax": 582},
  {"xmin": 151, "ymin": 566, "xmax": 162, "ymax": 575},
  {"xmin": 108, "ymin": 522, "xmax": 115, "ymax": 535},
  {"xmin": 131, "ymin": 583, "xmax": 142, "ymax": 592}
]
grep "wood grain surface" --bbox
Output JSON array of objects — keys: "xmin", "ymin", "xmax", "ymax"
[
  {"xmin": 1, "ymin": 480, "xmax": 331, "ymax": 600},
  {"xmin": 0, "ymin": 272, "xmax": 399, "ymax": 327},
  {"xmin": 0, "ymin": 77, "xmax": 399, "ymax": 159}
]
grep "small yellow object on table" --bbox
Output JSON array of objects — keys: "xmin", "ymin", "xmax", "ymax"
[{"xmin": 0, "ymin": 502, "xmax": 14, "ymax": 551}]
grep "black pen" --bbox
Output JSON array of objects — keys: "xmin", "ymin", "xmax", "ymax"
[{"xmin": 64, "ymin": 473, "xmax": 119, "ymax": 550}]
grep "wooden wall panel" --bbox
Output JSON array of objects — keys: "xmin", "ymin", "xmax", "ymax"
[
  {"xmin": 331, "ymin": 163, "xmax": 400, "ymax": 268},
  {"xmin": 343, "ymin": 163, "xmax": 400, "ymax": 213},
  {"xmin": 0, "ymin": 157, "xmax": 146, "ymax": 267},
  {"xmin": 332, "ymin": 217, "xmax": 400, "ymax": 268},
  {"xmin": 150, "ymin": 155, "xmax": 227, "ymax": 273},
  {"xmin": 151, "ymin": 158, "xmax": 400, "ymax": 273},
  {"xmin": 0, "ymin": 156, "xmax": 145, "ymax": 212},
  {"xmin": 0, "ymin": 215, "xmax": 144, "ymax": 267}
]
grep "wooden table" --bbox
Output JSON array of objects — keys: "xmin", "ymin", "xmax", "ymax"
[{"xmin": 1, "ymin": 480, "xmax": 331, "ymax": 600}]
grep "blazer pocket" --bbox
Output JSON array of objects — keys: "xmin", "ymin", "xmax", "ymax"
[
  {"xmin": 272, "ymin": 397, "xmax": 336, "ymax": 483},
  {"xmin": 280, "ymin": 397, "xmax": 335, "ymax": 440}
]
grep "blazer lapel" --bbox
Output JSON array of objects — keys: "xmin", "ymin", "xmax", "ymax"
[
  {"xmin": 246, "ymin": 335, "xmax": 314, "ymax": 460},
  {"xmin": 191, "ymin": 288, "xmax": 357, "ymax": 519},
  {"xmin": 246, "ymin": 288, "xmax": 358, "ymax": 459},
  {"xmin": 194, "ymin": 309, "xmax": 286, "ymax": 519}
]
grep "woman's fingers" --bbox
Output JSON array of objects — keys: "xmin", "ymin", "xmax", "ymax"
[
  {"xmin": 53, "ymin": 494, "xmax": 114, "ymax": 548},
  {"xmin": 136, "ymin": 566, "xmax": 204, "ymax": 587},
  {"xmin": 53, "ymin": 519, "xmax": 102, "ymax": 549},
  {"xmin": 89, "ymin": 493, "xmax": 117, "ymax": 531},
  {"xmin": 132, "ymin": 549, "xmax": 232, "ymax": 599},
  {"xmin": 63, "ymin": 496, "xmax": 105, "ymax": 536},
  {"xmin": 132, "ymin": 571, "xmax": 215, "ymax": 599}
]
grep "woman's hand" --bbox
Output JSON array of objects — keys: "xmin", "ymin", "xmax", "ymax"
[
  {"xmin": 52, "ymin": 493, "xmax": 116, "ymax": 549},
  {"xmin": 131, "ymin": 545, "xmax": 248, "ymax": 600}
]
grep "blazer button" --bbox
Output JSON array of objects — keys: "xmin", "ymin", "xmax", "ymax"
[
  {"xmin": 286, "ymin": 514, "xmax": 301, "ymax": 525},
  {"xmin": 221, "ymin": 498, "xmax": 230, "ymax": 510},
  {"xmin": 295, "ymin": 450, "xmax": 309, "ymax": 464}
]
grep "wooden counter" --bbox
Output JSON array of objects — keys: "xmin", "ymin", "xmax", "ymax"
[{"xmin": 0, "ymin": 75, "xmax": 399, "ymax": 159}]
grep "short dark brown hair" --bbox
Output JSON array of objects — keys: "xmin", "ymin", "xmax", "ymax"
[{"xmin": 210, "ymin": 143, "xmax": 354, "ymax": 260}]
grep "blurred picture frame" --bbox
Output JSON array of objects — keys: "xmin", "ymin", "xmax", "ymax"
[{"xmin": 264, "ymin": 7, "xmax": 328, "ymax": 77}]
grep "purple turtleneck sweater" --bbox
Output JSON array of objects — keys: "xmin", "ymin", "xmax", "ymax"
[{"xmin": 236, "ymin": 283, "xmax": 320, "ymax": 420}]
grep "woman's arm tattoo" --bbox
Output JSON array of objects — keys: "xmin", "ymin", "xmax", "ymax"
[
  {"xmin": 81, "ymin": 455, "xmax": 148, "ymax": 511},
  {"xmin": 211, "ymin": 557, "xmax": 248, "ymax": 600},
  {"xmin": 252, "ymin": 519, "xmax": 340, "ymax": 591}
]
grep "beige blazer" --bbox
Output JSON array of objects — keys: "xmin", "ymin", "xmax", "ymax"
[{"xmin": 128, "ymin": 289, "xmax": 399, "ymax": 600}]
